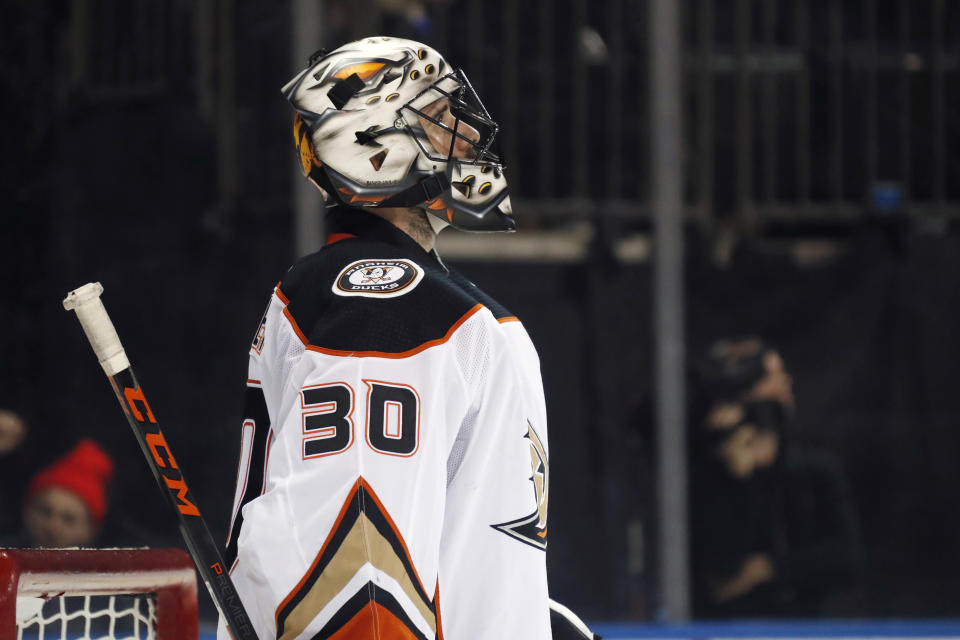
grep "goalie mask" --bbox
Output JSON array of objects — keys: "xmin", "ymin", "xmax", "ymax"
[{"xmin": 282, "ymin": 36, "xmax": 514, "ymax": 232}]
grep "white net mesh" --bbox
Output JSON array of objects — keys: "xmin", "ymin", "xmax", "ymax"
[{"xmin": 16, "ymin": 593, "xmax": 156, "ymax": 640}]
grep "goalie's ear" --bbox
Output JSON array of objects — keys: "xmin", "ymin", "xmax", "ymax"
[{"xmin": 549, "ymin": 599, "xmax": 602, "ymax": 640}]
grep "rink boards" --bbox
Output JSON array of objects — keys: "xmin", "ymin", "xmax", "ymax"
[
  {"xmin": 190, "ymin": 619, "xmax": 960, "ymax": 640},
  {"xmin": 590, "ymin": 620, "xmax": 960, "ymax": 640}
]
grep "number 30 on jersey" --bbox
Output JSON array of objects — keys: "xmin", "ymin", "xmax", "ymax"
[{"xmin": 300, "ymin": 380, "xmax": 420, "ymax": 459}]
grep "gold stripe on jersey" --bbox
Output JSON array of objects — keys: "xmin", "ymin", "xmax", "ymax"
[{"xmin": 275, "ymin": 478, "xmax": 435, "ymax": 640}]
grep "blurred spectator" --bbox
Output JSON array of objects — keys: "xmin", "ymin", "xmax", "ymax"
[
  {"xmin": 0, "ymin": 409, "xmax": 31, "ymax": 536},
  {"xmin": 690, "ymin": 338, "xmax": 862, "ymax": 617},
  {"xmin": 690, "ymin": 399, "xmax": 773, "ymax": 614},
  {"xmin": 0, "ymin": 409, "xmax": 27, "ymax": 454},
  {"xmin": 1, "ymin": 439, "xmax": 114, "ymax": 548}
]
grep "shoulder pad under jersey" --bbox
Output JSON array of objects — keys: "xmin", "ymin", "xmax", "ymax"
[{"xmin": 277, "ymin": 237, "xmax": 514, "ymax": 356}]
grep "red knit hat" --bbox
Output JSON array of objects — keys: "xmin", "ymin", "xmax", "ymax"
[{"xmin": 28, "ymin": 439, "xmax": 114, "ymax": 523}]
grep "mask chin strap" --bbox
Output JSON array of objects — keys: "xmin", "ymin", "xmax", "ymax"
[{"xmin": 377, "ymin": 173, "xmax": 449, "ymax": 208}]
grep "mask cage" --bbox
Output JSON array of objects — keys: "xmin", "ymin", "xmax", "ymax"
[{"xmin": 399, "ymin": 69, "xmax": 503, "ymax": 168}]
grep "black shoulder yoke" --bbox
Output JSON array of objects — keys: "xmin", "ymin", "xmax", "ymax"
[{"xmin": 276, "ymin": 210, "xmax": 515, "ymax": 355}]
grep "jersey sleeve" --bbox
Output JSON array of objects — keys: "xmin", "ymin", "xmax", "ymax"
[
  {"xmin": 437, "ymin": 316, "xmax": 552, "ymax": 639},
  {"xmin": 224, "ymin": 290, "xmax": 290, "ymax": 574}
]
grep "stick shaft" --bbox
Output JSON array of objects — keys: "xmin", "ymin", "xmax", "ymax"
[
  {"xmin": 64, "ymin": 284, "xmax": 258, "ymax": 640},
  {"xmin": 107, "ymin": 369, "xmax": 258, "ymax": 640}
]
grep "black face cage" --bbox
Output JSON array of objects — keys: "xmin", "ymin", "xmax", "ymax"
[{"xmin": 399, "ymin": 69, "xmax": 503, "ymax": 168}]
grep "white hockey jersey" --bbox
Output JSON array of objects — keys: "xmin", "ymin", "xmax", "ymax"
[{"xmin": 220, "ymin": 210, "xmax": 551, "ymax": 640}]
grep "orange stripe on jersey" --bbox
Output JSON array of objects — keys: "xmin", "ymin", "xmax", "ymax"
[
  {"xmin": 434, "ymin": 582, "xmax": 445, "ymax": 640},
  {"xmin": 246, "ymin": 379, "xmax": 261, "ymax": 385},
  {"xmin": 276, "ymin": 292, "xmax": 485, "ymax": 358},
  {"xmin": 326, "ymin": 232, "xmax": 357, "ymax": 245},
  {"xmin": 282, "ymin": 305, "xmax": 311, "ymax": 345},
  {"xmin": 275, "ymin": 284, "xmax": 290, "ymax": 305},
  {"xmin": 498, "ymin": 316, "xmax": 520, "ymax": 324},
  {"xmin": 304, "ymin": 304, "xmax": 482, "ymax": 358},
  {"xmin": 328, "ymin": 601, "xmax": 422, "ymax": 640},
  {"xmin": 355, "ymin": 478, "xmax": 428, "ymax": 593},
  {"xmin": 275, "ymin": 480, "xmax": 360, "ymax": 630},
  {"xmin": 275, "ymin": 478, "xmax": 436, "ymax": 640}
]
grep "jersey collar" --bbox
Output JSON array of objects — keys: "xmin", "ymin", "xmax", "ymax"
[{"xmin": 325, "ymin": 207, "xmax": 447, "ymax": 270}]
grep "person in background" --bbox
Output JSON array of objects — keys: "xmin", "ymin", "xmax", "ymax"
[
  {"xmin": 0, "ymin": 409, "xmax": 27, "ymax": 454},
  {"xmin": 2, "ymin": 439, "xmax": 114, "ymax": 548},
  {"xmin": 0, "ymin": 409, "xmax": 30, "ymax": 536},
  {"xmin": 690, "ymin": 338, "xmax": 862, "ymax": 617},
  {"xmin": 689, "ymin": 396, "xmax": 774, "ymax": 615}
]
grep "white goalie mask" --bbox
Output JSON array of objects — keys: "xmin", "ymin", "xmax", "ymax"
[{"xmin": 283, "ymin": 36, "xmax": 514, "ymax": 232}]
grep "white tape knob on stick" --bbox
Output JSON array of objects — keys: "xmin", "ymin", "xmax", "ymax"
[{"xmin": 63, "ymin": 282, "xmax": 131, "ymax": 376}]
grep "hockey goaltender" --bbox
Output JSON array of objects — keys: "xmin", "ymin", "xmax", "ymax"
[{"xmin": 221, "ymin": 36, "xmax": 599, "ymax": 640}]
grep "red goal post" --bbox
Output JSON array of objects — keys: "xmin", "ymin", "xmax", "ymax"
[{"xmin": 0, "ymin": 548, "xmax": 198, "ymax": 640}]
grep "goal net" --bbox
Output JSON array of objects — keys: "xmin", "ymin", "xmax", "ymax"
[{"xmin": 0, "ymin": 548, "xmax": 197, "ymax": 640}]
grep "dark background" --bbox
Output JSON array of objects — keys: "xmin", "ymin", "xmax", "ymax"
[{"xmin": 2, "ymin": 0, "xmax": 959, "ymax": 623}]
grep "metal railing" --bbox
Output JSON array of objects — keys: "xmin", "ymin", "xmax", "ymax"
[
  {"xmin": 60, "ymin": 0, "xmax": 960, "ymax": 227},
  {"xmin": 66, "ymin": 0, "xmax": 198, "ymax": 101},
  {"xmin": 427, "ymin": 0, "xmax": 649, "ymax": 219},
  {"xmin": 686, "ymin": 0, "xmax": 959, "ymax": 226},
  {"xmin": 427, "ymin": 0, "xmax": 959, "ymax": 226}
]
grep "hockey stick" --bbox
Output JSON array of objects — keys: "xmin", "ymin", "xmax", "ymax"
[{"xmin": 63, "ymin": 282, "xmax": 259, "ymax": 640}]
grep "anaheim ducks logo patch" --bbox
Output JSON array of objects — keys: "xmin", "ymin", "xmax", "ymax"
[
  {"xmin": 333, "ymin": 259, "xmax": 424, "ymax": 298},
  {"xmin": 492, "ymin": 421, "xmax": 549, "ymax": 551}
]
